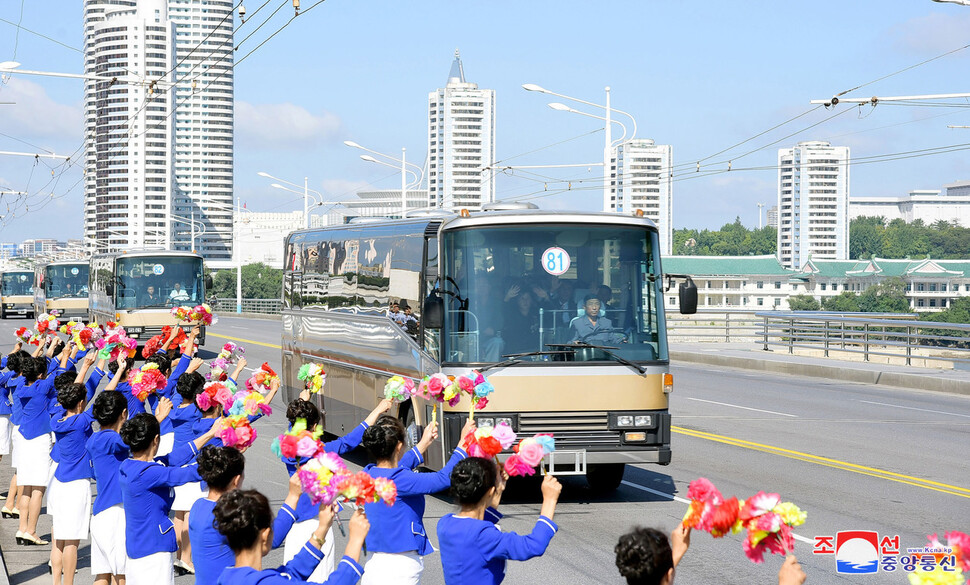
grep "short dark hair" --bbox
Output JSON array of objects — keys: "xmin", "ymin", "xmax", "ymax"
[
  {"xmin": 21, "ymin": 356, "xmax": 47, "ymax": 383},
  {"xmin": 362, "ymin": 415, "xmax": 405, "ymax": 461},
  {"xmin": 213, "ymin": 489, "xmax": 273, "ymax": 553},
  {"xmin": 120, "ymin": 413, "xmax": 160, "ymax": 453},
  {"xmin": 176, "ymin": 371, "xmax": 205, "ymax": 402},
  {"xmin": 145, "ymin": 353, "xmax": 172, "ymax": 375},
  {"xmin": 92, "ymin": 391, "xmax": 128, "ymax": 427},
  {"xmin": 57, "ymin": 383, "xmax": 86, "ymax": 411},
  {"xmin": 615, "ymin": 527, "xmax": 673, "ymax": 585},
  {"xmin": 450, "ymin": 457, "xmax": 497, "ymax": 506},
  {"xmin": 53, "ymin": 371, "xmax": 77, "ymax": 392},
  {"xmin": 285, "ymin": 398, "xmax": 320, "ymax": 430},
  {"xmin": 197, "ymin": 446, "xmax": 245, "ymax": 490}
]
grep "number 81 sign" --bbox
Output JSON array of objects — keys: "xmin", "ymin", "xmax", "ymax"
[{"xmin": 541, "ymin": 246, "xmax": 571, "ymax": 276}]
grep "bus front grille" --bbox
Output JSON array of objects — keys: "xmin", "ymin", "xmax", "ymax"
[{"xmin": 517, "ymin": 412, "xmax": 620, "ymax": 448}]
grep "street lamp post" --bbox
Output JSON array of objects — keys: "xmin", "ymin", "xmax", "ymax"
[
  {"xmin": 205, "ymin": 200, "xmax": 253, "ymax": 314},
  {"xmin": 523, "ymin": 84, "xmax": 638, "ymax": 210},
  {"xmin": 257, "ymin": 172, "xmax": 317, "ymax": 229},
  {"xmin": 344, "ymin": 141, "xmax": 424, "ymax": 215}
]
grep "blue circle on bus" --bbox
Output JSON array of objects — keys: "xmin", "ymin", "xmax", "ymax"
[
  {"xmin": 71, "ymin": 267, "xmax": 79, "ymax": 275},
  {"xmin": 153, "ymin": 264, "xmax": 165, "ymax": 275}
]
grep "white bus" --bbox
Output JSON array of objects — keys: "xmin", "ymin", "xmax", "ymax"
[
  {"xmin": 89, "ymin": 250, "xmax": 211, "ymax": 344},
  {"xmin": 281, "ymin": 204, "xmax": 696, "ymax": 490},
  {"xmin": 1, "ymin": 270, "xmax": 35, "ymax": 319},
  {"xmin": 33, "ymin": 261, "xmax": 90, "ymax": 322}
]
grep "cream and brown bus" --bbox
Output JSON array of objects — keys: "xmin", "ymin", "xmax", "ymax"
[
  {"xmin": 89, "ymin": 250, "xmax": 211, "ymax": 344},
  {"xmin": 281, "ymin": 204, "xmax": 696, "ymax": 490},
  {"xmin": 1, "ymin": 269, "xmax": 35, "ymax": 319},
  {"xmin": 33, "ymin": 261, "xmax": 90, "ymax": 322}
]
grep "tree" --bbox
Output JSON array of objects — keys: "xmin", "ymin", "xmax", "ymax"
[
  {"xmin": 671, "ymin": 221, "xmax": 776, "ymax": 256},
  {"xmin": 849, "ymin": 216, "xmax": 886, "ymax": 259},
  {"xmin": 857, "ymin": 277, "xmax": 910, "ymax": 313},
  {"xmin": 821, "ymin": 291, "xmax": 860, "ymax": 312},
  {"xmin": 211, "ymin": 263, "xmax": 282, "ymax": 299},
  {"xmin": 787, "ymin": 294, "xmax": 820, "ymax": 311}
]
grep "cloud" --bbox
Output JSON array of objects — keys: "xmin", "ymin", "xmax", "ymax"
[
  {"xmin": 891, "ymin": 12, "xmax": 970, "ymax": 55},
  {"xmin": 0, "ymin": 78, "xmax": 81, "ymax": 140},
  {"xmin": 235, "ymin": 101, "xmax": 342, "ymax": 149}
]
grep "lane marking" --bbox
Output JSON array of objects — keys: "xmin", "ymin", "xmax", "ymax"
[
  {"xmin": 619, "ymin": 481, "xmax": 812, "ymax": 544},
  {"xmin": 685, "ymin": 397, "xmax": 797, "ymax": 418},
  {"xmin": 204, "ymin": 330, "xmax": 970, "ymax": 500},
  {"xmin": 672, "ymin": 426, "xmax": 970, "ymax": 499},
  {"xmin": 858, "ymin": 400, "xmax": 970, "ymax": 419},
  {"xmin": 208, "ymin": 332, "xmax": 281, "ymax": 350}
]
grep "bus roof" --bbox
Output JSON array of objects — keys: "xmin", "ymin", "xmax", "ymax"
[
  {"xmin": 90, "ymin": 249, "xmax": 203, "ymax": 261},
  {"xmin": 285, "ymin": 208, "xmax": 658, "ymax": 242},
  {"xmin": 35, "ymin": 260, "xmax": 89, "ymax": 268}
]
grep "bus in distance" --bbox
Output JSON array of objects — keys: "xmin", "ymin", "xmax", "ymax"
[
  {"xmin": 281, "ymin": 205, "xmax": 696, "ymax": 491},
  {"xmin": 1, "ymin": 270, "xmax": 35, "ymax": 319},
  {"xmin": 33, "ymin": 261, "xmax": 90, "ymax": 322},
  {"xmin": 89, "ymin": 250, "xmax": 210, "ymax": 343}
]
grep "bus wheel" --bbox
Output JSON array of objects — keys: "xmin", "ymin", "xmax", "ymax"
[
  {"xmin": 586, "ymin": 463, "xmax": 626, "ymax": 492},
  {"xmin": 402, "ymin": 405, "xmax": 419, "ymax": 451}
]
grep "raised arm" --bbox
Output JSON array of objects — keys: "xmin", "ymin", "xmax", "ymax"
[
  {"xmin": 103, "ymin": 357, "xmax": 128, "ymax": 392},
  {"xmin": 363, "ymin": 398, "xmax": 393, "ymax": 427},
  {"xmin": 229, "ymin": 357, "xmax": 247, "ymax": 386},
  {"xmin": 159, "ymin": 325, "xmax": 181, "ymax": 353}
]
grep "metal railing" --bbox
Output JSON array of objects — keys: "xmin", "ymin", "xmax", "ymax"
[
  {"xmin": 756, "ymin": 312, "xmax": 970, "ymax": 366},
  {"xmin": 211, "ymin": 298, "xmax": 283, "ymax": 315},
  {"xmin": 667, "ymin": 310, "xmax": 767, "ymax": 343}
]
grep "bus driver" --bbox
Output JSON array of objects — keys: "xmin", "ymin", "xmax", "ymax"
[{"xmin": 569, "ymin": 296, "xmax": 624, "ymax": 346}]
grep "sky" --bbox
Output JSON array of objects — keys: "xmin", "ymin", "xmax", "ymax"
[{"xmin": 1, "ymin": 0, "xmax": 970, "ymax": 243}]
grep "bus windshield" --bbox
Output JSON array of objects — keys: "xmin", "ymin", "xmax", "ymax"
[
  {"xmin": 1, "ymin": 272, "xmax": 33, "ymax": 296},
  {"xmin": 45, "ymin": 265, "xmax": 90, "ymax": 299},
  {"xmin": 115, "ymin": 256, "xmax": 204, "ymax": 310},
  {"xmin": 441, "ymin": 223, "xmax": 667, "ymax": 365}
]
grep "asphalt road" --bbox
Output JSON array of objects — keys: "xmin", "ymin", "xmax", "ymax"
[{"xmin": 1, "ymin": 314, "xmax": 968, "ymax": 585}]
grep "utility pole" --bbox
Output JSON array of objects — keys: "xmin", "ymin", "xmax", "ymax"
[{"xmin": 757, "ymin": 203, "xmax": 765, "ymax": 229}]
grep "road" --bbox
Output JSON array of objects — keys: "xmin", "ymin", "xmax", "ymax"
[{"xmin": 1, "ymin": 314, "xmax": 968, "ymax": 584}]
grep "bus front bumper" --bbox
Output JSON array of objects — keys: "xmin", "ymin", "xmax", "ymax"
[{"xmin": 3, "ymin": 303, "xmax": 31, "ymax": 316}]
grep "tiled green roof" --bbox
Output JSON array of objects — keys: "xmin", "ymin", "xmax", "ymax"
[
  {"xmin": 663, "ymin": 255, "xmax": 794, "ymax": 276},
  {"xmin": 806, "ymin": 258, "xmax": 970, "ymax": 278}
]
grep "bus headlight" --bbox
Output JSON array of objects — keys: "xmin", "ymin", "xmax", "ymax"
[
  {"xmin": 477, "ymin": 417, "xmax": 494, "ymax": 428},
  {"xmin": 496, "ymin": 417, "xmax": 514, "ymax": 429},
  {"xmin": 609, "ymin": 412, "xmax": 657, "ymax": 430},
  {"xmin": 616, "ymin": 415, "xmax": 634, "ymax": 427},
  {"xmin": 634, "ymin": 415, "xmax": 652, "ymax": 427}
]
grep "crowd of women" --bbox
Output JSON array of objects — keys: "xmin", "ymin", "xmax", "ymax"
[{"xmin": 0, "ymin": 322, "xmax": 807, "ymax": 585}]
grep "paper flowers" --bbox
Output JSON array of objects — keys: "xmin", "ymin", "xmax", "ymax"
[
  {"xmin": 14, "ymin": 326, "xmax": 32, "ymax": 344},
  {"xmin": 462, "ymin": 423, "xmax": 517, "ymax": 459},
  {"xmin": 333, "ymin": 471, "xmax": 398, "ymax": 508},
  {"xmin": 271, "ymin": 418, "xmax": 325, "ymax": 461},
  {"xmin": 172, "ymin": 304, "xmax": 217, "ymax": 326},
  {"xmin": 141, "ymin": 334, "xmax": 165, "ymax": 359},
  {"xmin": 680, "ymin": 478, "xmax": 807, "ymax": 564},
  {"xmin": 207, "ymin": 342, "xmax": 244, "ymax": 381},
  {"xmin": 296, "ymin": 451, "xmax": 349, "ymax": 506},
  {"xmin": 298, "ymin": 363, "xmax": 326, "ymax": 394},
  {"xmin": 245, "ymin": 362, "xmax": 279, "ymax": 394},
  {"xmin": 196, "ymin": 381, "xmax": 236, "ymax": 412},
  {"xmin": 35, "ymin": 312, "xmax": 60, "ymax": 336},
  {"xmin": 95, "ymin": 329, "xmax": 138, "ymax": 361},
  {"xmin": 71, "ymin": 323, "xmax": 102, "ymax": 351},
  {"xmin": 229, "ymin": 390, "xmax": 272, "ymax": 418},
  {"xmin": 129, "ymin": 363, "xmax": 168, "ymax": 402},
  {"xmin": 457, "ymin": 370, "xmax": 495, "ymax": 421},
  {"xmin": 383, "ymin": 375, "xmax": 415, "ymax": 403},
  {"xmin": 217, "ymin": 341, "xmax": 244, "ymax": 362},
  {"xmin": 504, "ymin": 433, "xmax": 555, "ymax": 477},
  {"xmin": 908, "ymin": 531, "xmax": 969, "ymax": 585},
  {"xmin": 215, "ymin": 415, "xmax": 257, "ymax": 449},
  {"xmin": 416, "ymin": 373, "xmax": 458, "ymax": 424}
]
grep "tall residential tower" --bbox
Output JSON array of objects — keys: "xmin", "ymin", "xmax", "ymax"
[
  {"xmin": 609, "ymin": 139, "xmax": 673, "ymax": 255},
  {"xmin": 776, "ymin": 141, "xmax": 850, "ymax": 269},
  {"xmin": 428, "ymin": 51, "xmax": 495, "ymax": 210}
]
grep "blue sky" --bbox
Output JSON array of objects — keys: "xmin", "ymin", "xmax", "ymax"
[{"xmin": 1, "ymin": 0, "xmax": 969, "ymax": 243}]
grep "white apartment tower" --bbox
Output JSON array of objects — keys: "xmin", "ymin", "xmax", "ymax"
[
  {"xmin": 83, "ymin": 0, "xmax": 233, "ymax": 259},
  {"xmin": 168, "ymin": 0, "xmax": 234, "ymax": 260},
  {"xmin": 609, "ymin": 139, "xmax": 673, "ymax": 255},
  {"xmin": 428, "ymin": 51, "xmax": 495, "ymax": 210},
  {"xmin": 777, "ymin": 141, "xmax": 850, "ymax": 269},
  {"xmin": 83, "ymin": 0, "xmax": 175, "ymax": 251}
]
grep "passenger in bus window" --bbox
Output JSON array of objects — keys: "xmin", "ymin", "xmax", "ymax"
[
  {"xmin": 169, "ymin": 283, "xmax": 190, "ymax": 302},
  {"xmin": 388, "ymin": 302, "xmax": 407, "ymax": 326},
  {"xmin": 142, "ymin": 285, "xmax": 161, "ymax": 306},
  {"xmin": 502, "ymin": 290, "xmax": 540, "ymax": 355},
  {"xmin": 569, "ymin": 297, "xmax": 624, "ymax": 346}
]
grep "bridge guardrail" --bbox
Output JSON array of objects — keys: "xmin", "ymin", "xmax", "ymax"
[{"xmin": 210, "ymin": 298, "xmax": 283, "ymax": 315}]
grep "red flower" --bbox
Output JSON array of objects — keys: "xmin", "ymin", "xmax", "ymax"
[{"xmin": 279, "ymin": 435, "xmax": 299, "ymax": 459}]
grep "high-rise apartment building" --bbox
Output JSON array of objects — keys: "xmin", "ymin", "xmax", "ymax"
[
  {"xmin": 609, "ymin": 139, "xmax": 673, "ymax": 254},
  {"xmin": 776, "ymin": 141, "xmax": 850, "ymax": 269},
  {"xmin": 428, "ymin": 51, "xmax": 495, "ymax": 210},
  {"xmin": 766, "ymin": 205, "xmax": 779, "ymax": 229},
  {"xmin": 82, "ymin": 0, "xmax": 233, "ymax": 259},
  {"xmin": 168, "ymin": 0, "xmax": 234, "ymax": 259},
  {"xmin": 83, "ymin": 0, "xmax": 175, "ymax": 252}
]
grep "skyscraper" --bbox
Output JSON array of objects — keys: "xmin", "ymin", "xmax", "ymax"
[
  {"xmin": 428, "ymin": 50, "xmax": 495, "ymax": 210},
  {"xmin": 776, "ymin": 141, "xmax": 850, "ymax": 269},
  {"xmin": 168, "ymin": 0, "xmax": 234, "ymax": 259},
  {"xmin": 83, "ymin": 0, "xmax": 233, "ymax": 258},
  {"xmin": 609, "ymin": 139, "xmax": 673, "ymax": 255},
  {"xmin": 83, "ymin": 0, "xmax": 175, "ymax": 252}
]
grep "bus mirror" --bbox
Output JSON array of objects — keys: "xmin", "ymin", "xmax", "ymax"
[
  {"xmin": 105, "ymin": 282, "xmax": 115, "ymax": 297},
  {"xmin": 423, "ymin": 293, "xmax": 444, "ymax": 329},
  {"xmin": 205, "ymin": 275, "xmax": 213, "ymax": 289},
  {"xmin": 678, "ymin": 277, "xmax": 697, "ymax": 315}
]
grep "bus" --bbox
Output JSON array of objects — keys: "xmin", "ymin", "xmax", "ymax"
[
  {"xmin": 33, "ymin": 261, "xmax": 90, "ymax": 322},
  {"xmin": 281, "ymin": 204, "xmax": 697, "ymax": 490},
  {"xmin": 1, "ymin": 269, "xmax": 35, "ymax": 319},
  {"xmin": 89, "ymin": 250, "xmax": 211, "ymax": 344}
]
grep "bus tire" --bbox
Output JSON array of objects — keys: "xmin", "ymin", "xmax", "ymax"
[
  {"xmin": 402, "ymin": 404, "xmax": 419, "ymax": 452},
  {"xmin": 586, "ymin": 463, "xmax": 625, "ymax": 492},
  {"xmin": 0, "ymin": 309, "xmax": 5, "ymax": 319}
]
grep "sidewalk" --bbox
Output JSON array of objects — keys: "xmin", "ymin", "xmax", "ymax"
[
  {"xmin": 0, "ymin": 459, "xmax": 60, "ymax": 585},
  {"xmin": 670, "ymin": 342, "xmax": 970, "ymax": 396}
]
